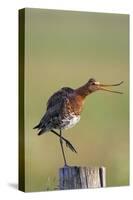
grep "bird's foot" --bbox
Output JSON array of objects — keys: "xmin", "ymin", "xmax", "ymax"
[{"xmin": 65, "ymin": 139, "xmax": 77, "ymax": 153}]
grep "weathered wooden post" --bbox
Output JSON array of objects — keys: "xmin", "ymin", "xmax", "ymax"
[{"xmin": 59, "ymin": 166, "xmax": 106, "ymax": 190}]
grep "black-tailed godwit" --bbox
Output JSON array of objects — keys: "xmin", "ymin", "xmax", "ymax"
[{"xmin": 34, "ymin": 78, "xmax": 123, "ymax": 166}]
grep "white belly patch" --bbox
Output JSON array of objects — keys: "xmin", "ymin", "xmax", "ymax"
[{"xmin": 62, "ymin": 115, "xmax": 80, "ymax": 130}]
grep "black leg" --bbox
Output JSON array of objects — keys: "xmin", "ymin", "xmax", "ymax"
[
  {"xmin": 59, "ymin": 129, "xmax": 67, "ymax": 166},
  {"xmin": 51, "ymin": 129, "xmax": 77, "ymax": 153}
]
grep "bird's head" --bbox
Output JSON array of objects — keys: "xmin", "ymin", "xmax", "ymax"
[{"xmin": 86, "ymin": 78, "xmax": 124, "ymax": 94}]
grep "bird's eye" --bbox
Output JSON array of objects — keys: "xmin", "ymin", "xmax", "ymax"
[{"xmin": 91, "ymin": 82, "xmax": 95, "ymax": 85}]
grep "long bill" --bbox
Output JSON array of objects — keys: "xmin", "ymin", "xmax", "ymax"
[{"xmin": 95, "ymin": 81, "xmax": 124, "ymax": 94}]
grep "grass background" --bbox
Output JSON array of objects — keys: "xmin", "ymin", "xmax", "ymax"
[{"xmin": 23, "ymin": 8, "xmax": 129, "ymax": 191}]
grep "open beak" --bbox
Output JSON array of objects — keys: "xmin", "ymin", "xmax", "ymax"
[{"xmin": 95, "ymin": 81, "xmax": 124, "ymax": 94}]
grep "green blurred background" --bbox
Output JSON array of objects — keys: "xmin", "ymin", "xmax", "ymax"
[{"xmin": 24, "ymin": 8, "xmax": 129, "ymax": 191}]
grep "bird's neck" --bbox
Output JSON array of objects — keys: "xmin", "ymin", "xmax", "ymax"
[{"xmin": 75, "ymin": 83, "xmax": 92, "ymax": 99}]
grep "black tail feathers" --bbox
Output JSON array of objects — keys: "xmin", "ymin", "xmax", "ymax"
[
  {"xmin": 33, "ymin": 124, "xmax": 40, "ymax": 129},
  {"xmin": 33, "ymin": 123, "xmax": 46, "ymax": 136},
  {"xmin": 37, "ymin": 130, "xmax": 44, "ymax": 136}
]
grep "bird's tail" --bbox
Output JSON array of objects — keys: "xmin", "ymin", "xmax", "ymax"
[
  {"xmin": 37, "ymin": 129, "xmax": 45, "ymax": 136},
  {"xmin": 33, "ymin": 124, "xmax": 40, "ymax": 129},
  {"xmin": 33, "ymin": 123, "xmax": 46, "ymax": 136}
]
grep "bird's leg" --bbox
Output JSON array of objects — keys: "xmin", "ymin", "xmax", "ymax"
[
  {"xmin": 51, "ymin": 130, "xmax": 77, "ymax": 153},
  {"xmin": 59, "ymin": 129, "xmax": 68, "ymax": 166}
]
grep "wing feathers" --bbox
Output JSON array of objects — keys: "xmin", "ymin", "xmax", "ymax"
[{"xmin": 34, "ymin": 87, "xmax": 74, "ymax": 134}]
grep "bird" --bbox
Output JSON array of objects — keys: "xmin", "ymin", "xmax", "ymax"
[{"xmin": 33, "ymin": 78, "xmax": 123, "ymax": 166}]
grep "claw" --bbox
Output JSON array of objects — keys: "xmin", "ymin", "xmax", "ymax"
[
  {"xmin": 50, "ymin": 130, "xmax": 77, "ymax": 153},
  {"xmin": 65, "ymin": 139, "xmax": 77, "ymax": 153}
]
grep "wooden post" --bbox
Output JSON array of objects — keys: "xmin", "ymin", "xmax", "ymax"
[{"xmin": 59, "ymin": 166, "xmax": 106, "ymax": 190}]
